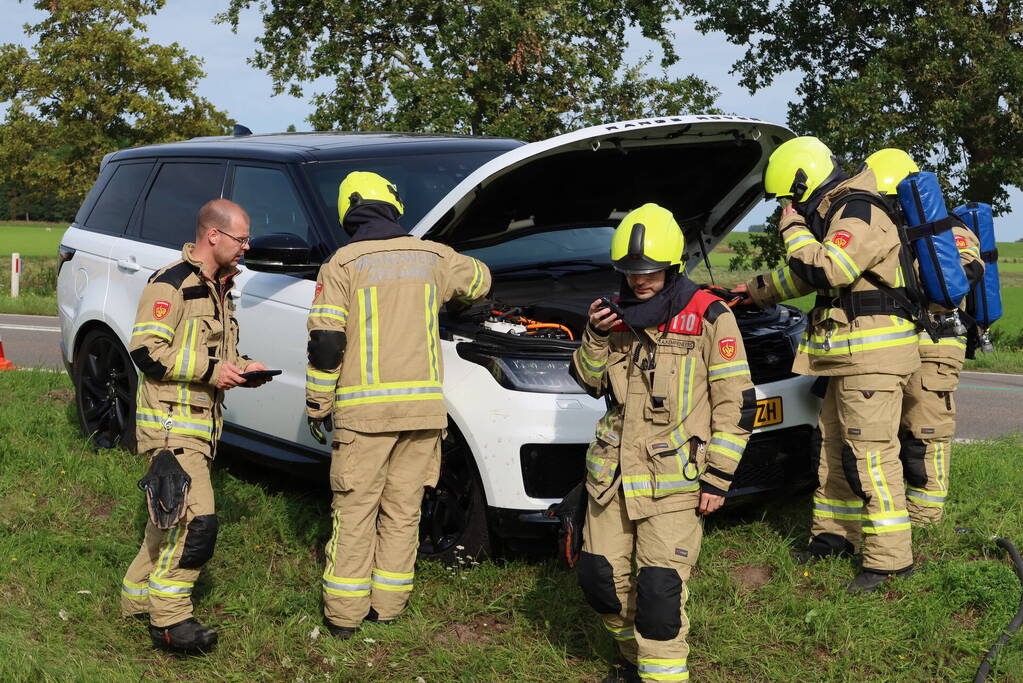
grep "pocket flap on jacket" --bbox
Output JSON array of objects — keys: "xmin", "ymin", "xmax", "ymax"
[{"xmin": 647, "ymin": 440, "xmax": 678, "ymax": 458}]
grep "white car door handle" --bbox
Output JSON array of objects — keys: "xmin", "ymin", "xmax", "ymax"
[
  {"xmin": 228, "ymin": 289, "xmax": 241, "ymax": 300},
  {"xmin": 116, "ymin": 259, "xmax": 140, "ymax": 272}
]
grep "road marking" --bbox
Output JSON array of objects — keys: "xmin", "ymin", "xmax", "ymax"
[
  {"xmin": 0, "ymin": 324, "xmax": 60, "ymax": 332},
  {"xmin": 958, "ymin": 385, "xmax": 1023, "ymax": 392},
  {"xmin": 961, "ymin": 371, "xmax": 1023, "ymax": 379}
]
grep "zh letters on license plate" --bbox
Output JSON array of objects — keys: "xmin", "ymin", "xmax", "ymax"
[{"xmin": 754, "ymin": 396, "xmax": 783, "ymax": 427}]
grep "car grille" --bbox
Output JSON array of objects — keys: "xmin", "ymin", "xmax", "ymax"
[
  {"xmin": 520, "ymin": 444, "xmax": 587, "ymax": 498},
  {"xmin": 745, "ymin": 331, "xmax": 797, "ymax": 385}
]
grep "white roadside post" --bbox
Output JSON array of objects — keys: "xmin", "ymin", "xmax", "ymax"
[{"xmin": 11, "ymin": 253, "xmax": 20, "ymax": 298}]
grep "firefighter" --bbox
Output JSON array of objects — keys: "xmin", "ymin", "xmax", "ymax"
[
  {"xmin": 734, "ymin": 136, "xmax": 920, "ymax": 594},
  {"xmin": 306, "ymin": 171, "xmax": 491, "ymax": 639},
  {"xmin": 863, "ymin": 149, "xmax": 985, "ymax": 524},
  {"xmin": 120, "ymin": 199, "xmax": 272, "ymax": 652},
  {"xmin": 571, "ymin": 203, "xmax": 754, "ymax": 682}
]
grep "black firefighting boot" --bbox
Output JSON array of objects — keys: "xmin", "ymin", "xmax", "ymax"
[
  {"xmin": 846, "ymin": 566, "xmax": 914, "ymax": 595},
  {"xmin": 365, "ymin": 607, "xmax": 394, "ymax": 625},
  {"xmin": 149, "ymin": 618, "xmax": 218, "ymax": 654},
  {"xmin": 324, "ymin": 618, "xmax": 358, "ymax": 640},
  {"xmin": 794, "ymin": 533, "xmax": 856, "ymax": 565},
  {"xmin": 600, "ymin": 657, "xmax": 641, "ymax": 683}
]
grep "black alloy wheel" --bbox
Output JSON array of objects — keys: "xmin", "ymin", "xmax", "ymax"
[
  {"xmin": 418, "ymin": 429, "xmax": 491, "ymax": 564},
  {"xmin": 73, "ymin": 329, "xmax": 138, "ymax": 451}
]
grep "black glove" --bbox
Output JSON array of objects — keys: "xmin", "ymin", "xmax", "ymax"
[
  {"xmin": 546, "ymin": 480, "xmax": 588, "ymax": 569},
  {"xmin": 137, "ymin": 449, "xmax": 191, "ymax": 530},
  {"xmin": 308, "ymin": 416, "xmax": 333, "ymax": 445}
]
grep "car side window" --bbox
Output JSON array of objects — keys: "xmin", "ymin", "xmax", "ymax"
[
  {"xmin": 83, "ymin": 162, "xmax": 154, "ymax": 234},
  {"xmin": 230, "ymin": 165, "xmax": 311, "ymax": 242},
  {"xmin": 139, "ymin": 162, "xmax": 226, "ymax": 246}
]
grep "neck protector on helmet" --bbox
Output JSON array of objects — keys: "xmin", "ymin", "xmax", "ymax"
[
  {"xmin": 617, "ymin": 271, "xmax": 700, "ymax": 330},
  {"xmin": 344, "ymin": 203, "xmax": 406, "ymax": 242}
]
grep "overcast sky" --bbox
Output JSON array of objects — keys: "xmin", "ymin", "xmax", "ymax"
[{"xmin": 3, "ymin": 0, "xmax": 1020, "ymax": 240}]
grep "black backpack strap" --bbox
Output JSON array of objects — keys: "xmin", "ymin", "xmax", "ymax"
[{"xmin": 822, "ymin": 191, "xmax": 940, "ymax": 342}]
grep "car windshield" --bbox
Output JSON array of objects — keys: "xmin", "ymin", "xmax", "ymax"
[
  {"xmin": 307, "ymin": 151, "xmax": 505, "ymax": 236},
  {"xmin": 463, "ymin": 227, "xmax": 614, "ymax": 272}
]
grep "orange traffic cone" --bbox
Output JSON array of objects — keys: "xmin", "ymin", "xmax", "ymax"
[{"xmin": 0, "ymin": 334, "xmax": 17, "ymax": 370}]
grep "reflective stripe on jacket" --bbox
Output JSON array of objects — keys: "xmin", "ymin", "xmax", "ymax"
[{"xmin": 305, "ymin": 236, "xmax": 491, "ymax": 433}]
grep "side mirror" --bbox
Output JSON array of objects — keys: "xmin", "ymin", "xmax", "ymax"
[{"xmin": 244, "ymin": 233, "xmax": 320, "ymax": 274}]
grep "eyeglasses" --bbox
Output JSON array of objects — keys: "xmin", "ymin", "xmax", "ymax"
[{"xmin": 216, "ymin": 228, "xmax": 250, "ymax": 246}]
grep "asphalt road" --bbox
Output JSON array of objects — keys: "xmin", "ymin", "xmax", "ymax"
[
  {"xmin": 0, "ymin": 313, "xmax": 64, "ymax": 370},
  {"xmin": 2, "ymin": 314, "xmax": 1021, "ymax": 440}
]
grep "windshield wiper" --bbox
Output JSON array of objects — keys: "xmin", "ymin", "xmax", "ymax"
[{"xmin": 492, "ymin": 259, "xmax": 612, "ymax": 275}]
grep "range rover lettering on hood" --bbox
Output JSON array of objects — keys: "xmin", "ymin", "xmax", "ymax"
[{"xmin": 411, "ymin": 115, "xmax": 795, "ymax": 264}]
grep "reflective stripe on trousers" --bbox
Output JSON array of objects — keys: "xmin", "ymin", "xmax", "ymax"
[
  {"xmin": 638, "ymin": 657, "xmax": 689, "ymax": 681},
  {"xmin": 371, "ymin": 568, "xmax": 414, "ymax": 592}
]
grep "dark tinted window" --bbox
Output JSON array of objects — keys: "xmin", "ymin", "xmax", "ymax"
[
  {"xmin": 230, "ymin": 166, "xmax": 310, "ymax": 241},
  {"xmin": 306, "ymin": 151, "xmax": 504, "ymax": 236},
  {"xmin": 139, "ymin": 162, "xmax": 226, "ymax": 246},
  {"xmin": 84, "ymin": 162, "xmax": 154, "ymax": 233}
]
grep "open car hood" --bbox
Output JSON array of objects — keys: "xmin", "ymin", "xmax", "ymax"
[{"xmin": 410, "ymin": 115, "xmax": 795, "ymax": 264}]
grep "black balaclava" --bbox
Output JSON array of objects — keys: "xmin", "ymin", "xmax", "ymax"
[
  {"xmin": 617, "ymin": 267, "xmax": 700, "ymax": 330},
  {"xmin": 794, "ymin": 168, "xmax": 849, "ymax": 240},
  {"xmin": 343, "ymin": 202, "xmax": 407, "ymax": 243}
]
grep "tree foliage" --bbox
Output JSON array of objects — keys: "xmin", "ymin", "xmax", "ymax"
[
  {"xmin": 220, "ymin": 0, "xmax": 719, "ymax": 140},
  {"xmin": 728, "ymin": 213, "xmax": 787, "ymax": 272},
  {"xmin": 688, "ymin": 0, "xmax": 1023, "ymax": 213},
  {"xmin": 0, "ymin": 0, "xmax": 232, "ymax": 219}
]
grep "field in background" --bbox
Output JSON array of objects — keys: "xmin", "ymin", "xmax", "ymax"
[{"xmin": 1, "ymin": 369, "xmax": 1020, "ymax": 681}]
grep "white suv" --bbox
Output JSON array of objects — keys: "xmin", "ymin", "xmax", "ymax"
[{"xmin": 57, "ymin": 116, "xmax": 821, "ymax": 558}]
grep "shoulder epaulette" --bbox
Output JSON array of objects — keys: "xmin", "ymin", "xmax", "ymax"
[
  {"xmin": 150, "ymin": 261, "xmax": 196, "ymax": 289},
  {"xmin": 840, "ymin": 198, "xmax": 873, "ymax": 223}
]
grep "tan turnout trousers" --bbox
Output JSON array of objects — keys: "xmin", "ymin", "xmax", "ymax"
[
  {"xmin": 900, "ymin": 360, "xmax": 959, "ymax": 524},
  {"xmin": 322, "ymin": 428, "xmax": 442, "ymax": 627},
  {"xmin": 581, "ymin": 490, "xmax": 701, "ymax": 681},
  {"xmin": 812, "ymin": 374, "xmax": 913, "ymax": 572},
  {"xmin": 120, "ymin": 447, "xmax": 216, "ymax": 627}
]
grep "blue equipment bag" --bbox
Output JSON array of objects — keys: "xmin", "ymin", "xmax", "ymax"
[
  {"xmin": 953, "ymin": 202, "xmax": 1002, "ymax": 327},
  {"xmin": 896, "ymin": 172, "xmax": 971, "ymax": 308}
]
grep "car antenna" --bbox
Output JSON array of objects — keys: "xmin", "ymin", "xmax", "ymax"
[{"xmin": 233, "ymin": 124, "xmax": 253, "ymax": 137}]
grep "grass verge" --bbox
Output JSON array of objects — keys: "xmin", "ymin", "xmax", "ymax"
[
  {"xmin": 0, "ymin": 294, "xmax": 57, "ymax": 316},
  {"xmin": 2, "ymin": 370, "xmax": 1022, "ymax": 681}
]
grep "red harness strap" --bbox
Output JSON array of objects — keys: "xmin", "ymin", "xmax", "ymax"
[{"xmin": 609, "ymin": 290, "xmax": 721, "ymax": 335}]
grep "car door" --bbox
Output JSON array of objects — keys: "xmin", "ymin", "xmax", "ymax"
[
  {"xmin": 223, "ymin": 161, "xmax": 332, "ymax": 459},
  {"xmin": 105, "ymin": 159, "xmax": 228, "ymax": 347}
]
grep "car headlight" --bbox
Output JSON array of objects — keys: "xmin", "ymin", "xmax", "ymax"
[{"xmin": 456, "ymin": 344, "xmax": 586, "ymax": 394}]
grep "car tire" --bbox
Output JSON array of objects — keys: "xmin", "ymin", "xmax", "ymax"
[
  {"xmin": 73, "ymin": 328, "xmax": 138, "ymax": 452},
  {"xmin": 418, "ymin": 428, "xmax": 492, "ymax": 565}
]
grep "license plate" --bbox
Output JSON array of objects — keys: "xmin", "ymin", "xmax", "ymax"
[{"xmin": 754, "ymin": 396, "xmax": 783, "ymax": 428}]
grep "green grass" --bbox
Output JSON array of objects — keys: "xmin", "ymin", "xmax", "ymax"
[
  {"xmin": 0, "ymin": 221, "xmax": 67, "ymax": 258},
  {"xmin": 2, "ymin": 369, "xmax": 1022, "ymax": 681},
  {"xmin": 0, "ymin": 255, "xmax": 58, "ymax": 315}
]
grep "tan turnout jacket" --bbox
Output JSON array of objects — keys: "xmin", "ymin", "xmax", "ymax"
[
  {"xmin": 572, "ymin": 289, "xmax": 755, "ymax": 520},
  {"xmin": 746, "ymin": 171, "xmax": 920, "ymax": 377},
  {"xmin": 305, "ymin": 235, "xmax": 491, "ymax": 433},
  {"xmin": 129, "ymin": 244, "xmax": 249, "ymax": 454}
]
